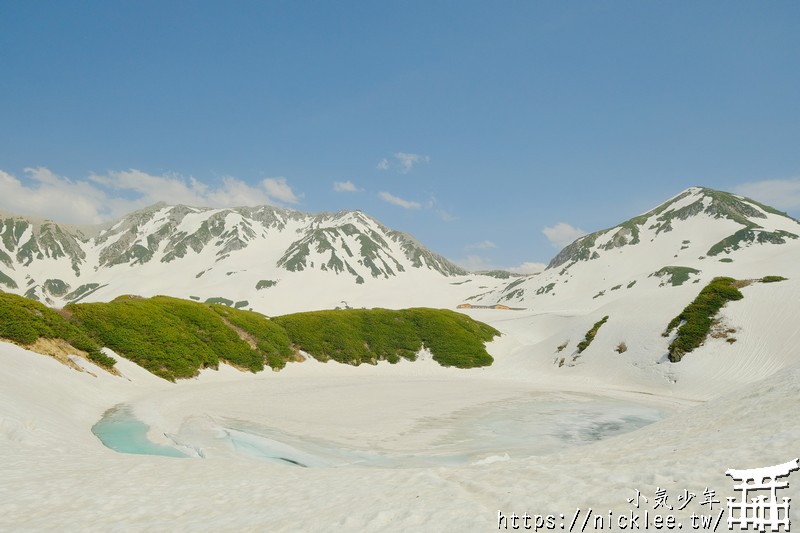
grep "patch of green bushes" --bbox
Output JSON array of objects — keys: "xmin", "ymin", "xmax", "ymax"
[
  {"xmin": 210, "ymin": 304, "xmax": 295, "ymax": 370},
  {"xmin": 205, "ymin": 297, "xmax": 234, "ymax": 306},
  {"xmin": 273, "ymin": 308, "xmax": 498, "ymax": 368},
  {"xmin": 653, "ymin": 266, "xmax": 700, "ymax": 287},
  {"xmin": 576, "ymin": 316, "xmax": 608, "ymax": 353},
  {"xmin": 0, "ymin": 270, "xmax": 18, "ymax": 289},
  {"xmin": 0, "ymin": 292, "xmax": 115, "ymax": 370},
  {"xmin": 64, "ymin": 283, "xmax": 104, "ymax": 303},
  {"xmin": 664, "ymin": 277, "xmax": 744, "ymax": 362},
  {"xmin": 3, "ymin": 293, "xmax": 500, "ymax": 379},
  {"xmin": 87, "ymin": 350, "xmax": 119, "ymax": 369},
  {"xmin": 761, "ymin": 275, "xmax": 787, "ymax": 283},
  {"xmin": 68, "ymin": 295, "xmax": 262, "ymax": 380},
  {"xmin": 707, "ymin": 228, "xmax": 798, "ymax": 257}
]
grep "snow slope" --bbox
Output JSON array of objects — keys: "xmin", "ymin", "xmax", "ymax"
[
  {"xmin": 1, "ymin": 290, "xmax": 799, "ymax": 531},
  {"xmin": 2, "ymin": 186, "xmax": 800, "ymax": 531}
]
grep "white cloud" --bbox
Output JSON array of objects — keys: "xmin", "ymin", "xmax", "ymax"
[
  {"xmin": 261, "ymin": 177, "xmax": 302, "ymax": 204},
  {"xmin": 734, "ymin": 178, "xmax": 800, "ymax": 211},
  {"xmin": 0, "ymin": 168, "xmax": 114, "ymax": 224},
  {"xmin": 465, "ymin": 240, "xmax": 497, "ymax": 251},
  {"xmin": 0, "ymin": 167, "xmax": 303, "ymax": 225},
  {"xmin": 542, "ymin": 222, "xmax": 587, "ymax": 249},
  {"xmin": 333, "ymin": 180, "xmax": 361, "ymax": 193},
  {"xmin": 394, "ymin": 152, "xmax": 430, "ymax": 173},
  {"xmin": 508, "ymin": 262, "xmax": 546, "ymax": 275},
  {"xmin": 378, "ymin": 191, "xmax": 421, "ymax": 209},
  {"xmin": 455, "ymin": 254, "xmax": 496, "ymax": 272},
  {"xmin": 436, "ymin": 209, "xmax": 457, "ymax": 222},
  {"xmin": 425, "ymin": 195, "xmax": 456, "ymax": 222},
  {"xmin": 89, "ymin": 169, "xmax": 210, "ymax": 205},
  {"xmin": 376, "ymin": 152, "xmax": 430, "ymax": 173},
  {"xmin": 209, "ymin": 176, "xmax": 277, "ymax": 206}
]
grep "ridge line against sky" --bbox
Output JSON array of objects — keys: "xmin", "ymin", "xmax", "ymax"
[
  {"xmin": 1, "ymin": 166, "xmax": 797, "ymax": 274},
  {"xmin": 1, "ymin": 2, "xmax": 798, "ymax": 271}
]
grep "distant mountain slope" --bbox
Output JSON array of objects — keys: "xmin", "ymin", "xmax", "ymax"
[
  {"xmin": 470, "ymin": 187, "xmax": 800, "ymax": 309},
  {"xmin": 2, "ymin": 185, "xmax": 799, "ymax": 390},
  {"xmin": 548, "ymin": 187, "xmax": 798, "ymax": 269},
  {"xmin": 0, "ymin": 205, "xmax": 471, "ymax": 313},
  {"xmin": 451, "ymin": 187, "xmax": 800, "ymax": 393}
]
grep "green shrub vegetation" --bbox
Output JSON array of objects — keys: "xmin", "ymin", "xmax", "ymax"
[
  {"xmin": 707, "ymin": 228, "xmax": 798, "ymax": 257},
  {"xmin": 0, "ymin": 292, "xmax": 115, "ymax": 370},
  {"xmin": 0, "ymin": 270, "xmax": 18, "ymax": 289},
  {"xmin": 0, "ymin": 295, "xmax": 498, "ymax": 380},
  {"xmin": 205, "ymin": 297, "xmax": 234, "ymax": 306},
  {"xmin": 88, "ymin": 350, "xmax": 118, "ymax": 368},
  {"xmin": 664, "ymin": 277, "xmax": 744, "ymax": 362},
  {"xmin": 68, "ymin": 295, "xmax": 264, "ymax": 380},
  {"xmin": 2, "ymin": 290, "xmax": 500, "ymax": 379},
  {"xmin": 761, "ymin": 275, "xmax": 787, "ymax": 283},
  {"xmin": 43, "ymin": 279, "xmax": 70, "ymax": 297},
  {"xmin": 209, "ymin": 304, "xmax": 295, "ymax": 370},
  {"xmin": 64, "ymin": 283, "xmax": 104, "ymax": 303},
  {"xmin": 535, "ymin": 283, "xmax": 555, "ymax": 295},
  {"xmin": 272, "ymin": 308, "xmax": 498, "ymax": 368},
  {"xmin": 576, "ymin": 316, "xmax": 608, "ymax": 353},
  {"xmin": 653, "ymin": 266, "xmax": 700, "ymax": 287}
]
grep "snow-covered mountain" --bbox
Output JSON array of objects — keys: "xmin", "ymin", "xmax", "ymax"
[
  {"xmin": 2, "ymin": 186, "xmax": 799, "ymax": 325},
  {"xmin": 470, "ymin": 186, "xmax": 799, "ymax": 308},
  {"xmin": 0, "ymin": 204, "xmax": 480, "ymax": 314},
  {"xmin": 459, "ymin": 186, "xmax": 800, "ymax": 391}
]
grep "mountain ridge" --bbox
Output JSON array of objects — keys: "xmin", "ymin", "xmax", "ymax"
[
  {"xmin": 548, "ymin": 186, "xmax": 799, "ymax": 270},
  {"xmin": 469, "ymin": 186, "xmax": 800, "ymax": 309},
  {"xmin": 2, "ymin": 186, "xmax": 798, "ymax": 319},
  {"xmin": 0, "ymin": 203, "xmax": 469, "ymax": 310}
]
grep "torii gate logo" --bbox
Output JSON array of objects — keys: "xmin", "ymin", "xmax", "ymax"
[{"xmin": 726, "ymin": 459, "xmax": 800, "ymax": 531}]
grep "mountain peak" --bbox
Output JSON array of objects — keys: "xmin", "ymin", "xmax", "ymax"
[
  {"xmin": 467, "ymin": 186, "xmax": 800, "ymax": 311},
  {"xmin": 547, "ymin": 187, "xmax": 799, "ymax": 270},
  {"xmin": 0, "ymin": 202, "xmax": 467, "ymax": 306}
]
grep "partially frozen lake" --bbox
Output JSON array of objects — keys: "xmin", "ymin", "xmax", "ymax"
[
  {"xmin": 92, "ymin": 404, "xmax": 188, "ymax": 458},
  {"xmin": 93, "ymin": 394, "xmax": 664, "ymax": 467}
]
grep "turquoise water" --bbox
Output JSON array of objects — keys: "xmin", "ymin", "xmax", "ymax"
[{"xmin": 91, "ymin": 404, "xmax": 187, "ymax": 458}]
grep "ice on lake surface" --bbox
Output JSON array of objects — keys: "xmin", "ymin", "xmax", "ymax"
[
  {"xmin": 92, "ymin": 404, "xmax": 188, "ymax": 458},
  {"xmin": 92, "ymin": 393, "xmax": 663, "ymax": 467}
]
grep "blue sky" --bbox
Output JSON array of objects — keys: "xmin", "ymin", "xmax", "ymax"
[{"xmin": 1, "ymin": 2, "xmax": 798, "ymax": 271}]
